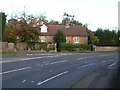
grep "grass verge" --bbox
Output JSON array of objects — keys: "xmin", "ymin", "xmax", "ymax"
[{"xmin": 0, "ymin": 51, "xmax": 18, "ymax": 56}]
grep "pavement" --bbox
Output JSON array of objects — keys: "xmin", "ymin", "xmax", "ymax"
[
  {"xmin": 1, "ymin": 52, "xmax": 73, "ymax": 63},
  {"xmin": 1, "ymin": 52, "xmax": 119, "ymax": 88}
]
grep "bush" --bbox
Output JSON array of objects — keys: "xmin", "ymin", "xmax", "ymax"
[
  {"xmin": 26, "ymin": 42, "xmax": 56, "ymax": 51},
  {"xmin": 26, "ymin": 42, "xmax": 36, "ymax": 50},
  {"xmin": 61, "ymin": 43, "xmax": 91, "ymax": 51}
]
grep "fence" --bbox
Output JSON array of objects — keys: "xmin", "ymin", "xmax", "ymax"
[{"xmin": 95, "ymin": 46, "xmax": 119, "ymax": 51}]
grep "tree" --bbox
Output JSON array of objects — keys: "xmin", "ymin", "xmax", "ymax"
[
  {"xmin": 0, "ymin": 12, "xmax": 7, "ymax": 41},
  {"xmin": 71, "ymin": 20, "xmax": 83, "ymax": 26},
  {"xmin": 95, "ymin": 28, "xmax": 118, "ymax": 46},
  {"xmin": 36, "ymin": 15, "xmax": 48, "ymax": 25},
  {"xmin": 62, "ymin": 12, "xmax": 83, "ymax": 26},
  {"xmin": 48, "ymin": 20, "xmax": 61, "ymax": 25},
  {"xmin": 27, "ymin": 14, "xmax": 35, "ymax": 24},
  {"xmin": 3, "ymin": 21, "xmax": 17, "ymax": 43},
  {"xmin": 53, "ymin": 29, "xmax": 66, "ymax": 52},
  {"xmin": 16, "ymin": 23, "xmax": 39, "ymax": 43},
  {"xmin": 88, "ymin": 35, "xmax": 99, "ymax": 46}
]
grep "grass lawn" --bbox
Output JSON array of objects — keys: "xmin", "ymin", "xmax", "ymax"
[{"xmin": 0, "ymin": 51, "xmax": 18, "ymax": 56}]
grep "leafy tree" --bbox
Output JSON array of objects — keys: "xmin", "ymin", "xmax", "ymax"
[
  {"xmin": 118, "ymin": 30, "xmax": 120, "ymax": 46},
  {"xmin": 16, "ymin": 23, "xmax": 39, "ymax": 43},
  {"xmin": 83, "ymin": 23, "xmax": 88, "ymax": 30},
  {"xmin": 48, "ymin": 20, "xmax": 61, "ymax": 25},
  {"xmin": 3, "ymin": 18, "xmax": 18, "ymax": 43},
  {"xmin": 26, "ymin": 14, "xmax": 35, "ymax": 24},
  {"xmin": 0, "ymin": 12, "xmax": 7, "ymax": 41},
  {"xmin": 95, "ymin": 28, "xmax": 118, "ymax": 46},
  {"xmin": 62, "ymin": 12, "xmax": 84, "ymax": 26},
  {"xmin": 71, "ymin": 20, "xmax": 83, "ymax": 26},
  {"xmin": 88, "ymin": 35, "xmax": 99, "ymax": 46},
  {"xmin": 36, "ymin": 15, "xmax": 48, "ymax": 25},
  {"xmin": 3, "ymin": 23, "xmax": 17, "ymax": 43},
  {"xmin": 53, "ymin": 29, "xmax": 66, "ymax": 52}
]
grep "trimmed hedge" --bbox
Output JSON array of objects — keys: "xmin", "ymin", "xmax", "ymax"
[
  {"xmin": 61, "ymin": 43, "xmax": 91, "ymax": 51},
  {"xmin": 26, "ymin": 42, "xmax": 56, "ymax": 51}
]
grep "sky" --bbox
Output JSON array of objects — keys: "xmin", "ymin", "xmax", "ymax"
[{"xmin": 0, "ymin": 0, "xmax": 119, "ymax": 31}]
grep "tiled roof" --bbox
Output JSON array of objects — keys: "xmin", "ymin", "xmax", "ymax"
[{"xmin": 40, "ymin": 25, "xmax": 88, "ymax": 36}]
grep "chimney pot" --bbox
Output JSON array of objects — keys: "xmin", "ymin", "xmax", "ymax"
[{"xmin": 65, "ymin": 19, "xmax": 70, "ymax": 28}]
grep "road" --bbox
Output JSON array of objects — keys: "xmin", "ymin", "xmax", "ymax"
[{"xmin": 1, "ymin": 52, "xmax": 119, "ymax": 88}]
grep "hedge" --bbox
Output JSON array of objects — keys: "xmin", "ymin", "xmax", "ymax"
[
  {"xmin": 61, "ymin": 43, "xmax": 91, "ymax": 51},
  {"xmin": 26, "ymin": 42, "xmax": 56, "ymax": 51}
]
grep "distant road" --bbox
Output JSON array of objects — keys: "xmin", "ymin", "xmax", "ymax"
[{"xmin": 2, "ymin": 52, "xmax": 119, "ymax": 88}]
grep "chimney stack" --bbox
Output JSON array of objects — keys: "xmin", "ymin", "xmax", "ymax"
[
  {"xmin": 33, "ymin": 18, "xmax": 37, "ymax": 27},
  {"xmin": 65, "ymin": 19, "xmax": 70, "ymax": 28}
]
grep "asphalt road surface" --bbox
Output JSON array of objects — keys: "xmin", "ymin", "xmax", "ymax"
[{"xmin": 1, "ymin": 53, "xmax": 119, "ymax": 88}]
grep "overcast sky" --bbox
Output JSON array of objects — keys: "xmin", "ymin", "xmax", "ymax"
[{"xmin": 0, "ymin": 0, "xmax": 119, "ymax": 31}]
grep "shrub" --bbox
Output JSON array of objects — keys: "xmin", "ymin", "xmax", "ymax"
[
  {"xmin": 26, "ymin": 42, "xmax": 36, "ymax": 50},
  {"xmin": 61, "ymin": 43, "xmax": 91, "ymax": 51}
]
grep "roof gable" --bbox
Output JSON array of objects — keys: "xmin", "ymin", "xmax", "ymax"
[
  {"xmin": 40, "ymin": 24, "xmax": 48, "ymax": 33},
  {"xmin": 40, "ymin": 25, "xmax": 88, "ymax": 36}
]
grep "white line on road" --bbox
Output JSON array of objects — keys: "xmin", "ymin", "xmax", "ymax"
[
  {"xmin": 76, "ymin": 57, "xmax": 87, "ymax": 60},
  {"xmin": 21, "ymin": 57, "xmax": 42, "ymax": 61},
  {"xmin": 50, "ymin": 60, "xmax": 67, "ymax": 65},
  {"xmin": 101, "ymin": 59, "xmax": 113, "ymax": 63},
  {"xmin": 49, "ymin": 70, "xmax": 53, "ymax": 72},
  {"xmin": 31, "ymin": 81, "xmax": 34, "ymax": 83},
  {"xmin": 22, "ymin": 80, "xmax": 26, "ymax": 83},
  {"xmin": 99, "ymin": 54, "xmax": 113, "ymax": 57},
  {"xmin": 76, "ymin": 56, "xmax": 93, "ymax": 60},
  {"xmin": 76, "ymin": 64, "xmax": 94, "ymax": 69},
  {"xmin": 0, "ymin": 67, "xmax": 31, "ymax": 75},
  {"xmin": 37, "ymin": 71, "xmax": 68, "ymax": 86},
  {"xmin": 108, "ymin": 62, "xmax": 117, "ymax": 67},
  {"xmin": 37, "ymin": 64, "xmax": 40, "ymax": 66}
]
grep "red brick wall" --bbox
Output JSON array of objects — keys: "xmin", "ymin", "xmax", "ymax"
[{"xmin": 42, "ymin": 36, "xmax": 88, "ymax": 44}]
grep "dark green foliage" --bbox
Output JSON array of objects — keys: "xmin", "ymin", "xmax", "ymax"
[
  {"xmin": 62, "ymin": 12, "xmax": 83, "ymax": 26},
  {"xmin": 61, "ymin": 43, "xmax": 91, "ymax": 51},
  {"xmin": 95, "ymin": 28, "xmax": 118, "ymax": 46},
  {"xmin": 0, "ymin": 12, "xmax": 7, "ymax": 41},
  {"xmin": 88, "ymin": 34, "xmax": 99, "ymax": 46},
  {"xmin": 53, "ymin": 29, "xmax": 66, "ymax": 43},
  {"xmin": 26, "ymin": 42, "xmax": 56, "ymax": 51},
  {"xmin": 26, "ymin": 42, "xmax": 36, "ymax": 50},
  {"xmin": 54, "ymin": 29, "xmax": 66, "ymax": 52}
]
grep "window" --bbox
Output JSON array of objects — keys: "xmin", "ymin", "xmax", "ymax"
[
  {"xmin": 39, "ymin": 36, "xmax": 45, "ymax": 42},
  {"xmin": 74, "ymin": 37, "xmax": 79, "ymax": 43},
  {"xmin": 66, "ymin": 37, "xmax": 67, "ymax": 43},
  {"xmin": 40, "ymin": 24, "xmax": 48, "ymax": 33}
]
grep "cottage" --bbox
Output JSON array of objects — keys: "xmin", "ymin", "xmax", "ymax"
[{"xmin": 38, "ymin": 20, "xmax": 88, "ymax": 44}]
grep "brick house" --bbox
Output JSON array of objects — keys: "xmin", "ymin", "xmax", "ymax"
[
  {"xmin": 38, "ymin": 20, "xmax": 88, "ymax": 44},
  {"xmin": 17, "ymin": 19, "xmax": 88, "ymax": 44}
]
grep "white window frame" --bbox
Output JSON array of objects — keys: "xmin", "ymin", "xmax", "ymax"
[
  {"xmin": 39, "ymin": 36, "xmax": 45, "ymax": 42},
  {"xmin": 66, "ymin": 37, "xmax": 67, "ymax": 43},
  {"xmin": 74, "ymin": 37, "xmax": 79, "ymax": 43}
]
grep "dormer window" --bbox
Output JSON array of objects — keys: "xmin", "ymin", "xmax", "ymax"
[{"xmin": 40, "ymin": 24, "xmax": 48, "ymax": 33}]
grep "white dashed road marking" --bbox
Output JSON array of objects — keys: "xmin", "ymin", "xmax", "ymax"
[
  {"xmin": 99, "ymin": 54, "xmax": 113, "ymax": 57},
  {"xmin": 108, "ymin": 62, "xmax": 117, "ymax": 67},
  {"xmin": 22, "ymin": 80, "xmax": 26, "ymax": 83},
  {"xmin": 37, "ymin": 71, "xmax": 68, "ymax": 86},
  {"xmin": 76, "ymin": 56, "xmax": 93, "ymax": 60},
  {"xmin": 76, "ymin": 64, "xmax": 94, "ymax": 69},
  {"xmin": 0, "ymin": 67, "xmax": 31, "ymax": 75},
  {"xmin": 51, "ymin": 60, "xmax": 67, "ymax": 65},
  {"xmin": 101, "ymin": 59, "xmax": 113, "ymax": 63},
  {"xmin": 49, "ymin": 70, "xmax": 53, "ymax": 72}
]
